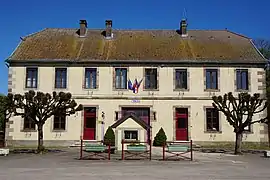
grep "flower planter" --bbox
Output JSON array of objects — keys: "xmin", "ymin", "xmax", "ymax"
[{"xmin": 127, "ymin": 145, "xmax": 147, "ymax": 151}]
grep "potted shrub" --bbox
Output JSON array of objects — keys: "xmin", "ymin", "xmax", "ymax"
[
  {"xmin": 103, "ymin": 126, "xmax": 115, "ymax": 153},
  {"xmin": 153, "ymin": 127, "xmax": 167, "ymax": 147}
]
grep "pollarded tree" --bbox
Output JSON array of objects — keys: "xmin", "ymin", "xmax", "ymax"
[
  {"xmin": 212, "ymin": 92, "xmax": 267, "ymax": 154},
  {"xmin": 8, "ymin": 90, "xmax": 83, "ymax": 153},
  {"xmin": 0, "ymin": 94, "xmax": 15, "ymax": 146}
]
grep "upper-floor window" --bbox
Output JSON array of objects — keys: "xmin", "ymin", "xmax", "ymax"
[
  {"xmin": 175, "ymin": 69, "xmax": 187, "ymax": 89},
  {"xmin": 115, "ymin": 68, "xmax": 127, "ymax": 89},
  {"xmin": 55, "ymin": 68, "xmax": 67, "ymax": 89},
  {"xmin": 24, "ymin": 108, "xmax": 36, "ymax": 130},
  {"xmin": 205, "ymin": 69, "xmax": 218, "ymax": 90},
  {"xmin": 206, "ymin": 108, "xmax": 219, "ymax": 132},
  {"xmin": 236, "ymin": 69, "xmax": 248, "ymax": 90},
  {"xmin": 25, "ymin": 68, "xmax": 38, "ymax": 88},
  {"xmin": 145, "ymin": 68, "xmax": 158, "ymax": 89},
  {"xmin": 84, "ymin": 68, "xmax": 97, "ymax": 89}
]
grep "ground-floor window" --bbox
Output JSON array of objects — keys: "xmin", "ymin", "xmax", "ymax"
[
  {"xmin": 124, "ymin": 130, "xmax": 138, "ymax": 140},
  {"xmin": 206, "ymin": 108, "xmax": 220, "ymax": 132},
  {"xmin": 53, "ymin": 114, "xmax": 66, "ymax": 130}
]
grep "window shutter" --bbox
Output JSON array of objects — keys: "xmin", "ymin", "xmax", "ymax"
[
  {"xmin": 234, "ymin": 69, "xmax": 238, "ymax": 91},
  {"xmin": 187, "ymin": 70, "xmax": 190, "ymax": 90},
  {"xmin": 173, "ymin": 69, "xmax": 176, "ymax": 89},
  {"xmin": 156, "ymin": 68, "xmax": 159, "ymax": 90},
  {"xmin": 248, "ymin": 70, "xmax": 251, "ymax": 91},
  {"xmin": 143, "ymin": 68, "xmax": 146, "ymax": 89},
  {"xmin": 95, "ymin": 69, "xmax": 99, "ymax": 89},
  {"xmin": 204, "ymin": 69, "xmax": 207, "ymax": 90},
  {"xmin": 112, "ymin": 67, "xmax": 116, "ymax": 90}
]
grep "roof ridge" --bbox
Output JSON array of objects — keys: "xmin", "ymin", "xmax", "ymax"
[{"xmin": 42, "ymin": 28, "xmax": 229, "ymax": 31}]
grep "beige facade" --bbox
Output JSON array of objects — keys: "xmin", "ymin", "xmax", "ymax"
[{"xmin": 6, "ymin": 65, "xmax": 268, "ymax": 147}]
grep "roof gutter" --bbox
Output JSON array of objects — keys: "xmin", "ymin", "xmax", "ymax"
[{"xmin": 6, "ymin": 59, "xmax": 267, "ymax": 65}]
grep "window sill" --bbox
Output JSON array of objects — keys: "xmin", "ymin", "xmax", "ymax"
[
  {"xmin": 235, "ymin": 89, "xmax": 249, "ymax": 92},
  {"xmin": 173, "ymin": 88, "xmax": 189, "ymax": 92},
  {"xmin": 204, "ymin": 131, "xmax": 222, "ymax": 134},
  {"xmin": 143, "ymin": 89, "xmax": 159, "ymax": 91},
  {"xmin": 52, "ymin": 129, "xmax": 66, "ymax": 132},
  {"xmin": 204, "ymin": 89, "xmax": 220, "ymax": 92},
  {"xmin": 243, "ymin": 131, "xmax": 253, "ymax": 134},
  {"xmin": 113, "ymin": 88, "xmax": 129, "ymax": 91},
  {"xmin": 124, "ymin": 139, "xmax": 139, "ymax": 143},
  {"xmin": 24, "ymin": 87, "xmax": 38, "ymax": 90},
  {"xmin": 21, "ymin": 129, "xmax": 37, "ymax": 132},
  {"xmin": 54, "ymin": 88, "xmax": 68, "ymax": 90},
  {"xmin": 83, "ymin": 88, "xmax": 98, "ymax": 91}
]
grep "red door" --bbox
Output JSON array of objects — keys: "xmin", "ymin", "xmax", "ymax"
[
  {"xmin": 175, "ymin": 108, "xmax": 188, "ymax": 141},
  {"xmin": 83, "ymin": 107, "xmax": 96, "ymax": 140}
]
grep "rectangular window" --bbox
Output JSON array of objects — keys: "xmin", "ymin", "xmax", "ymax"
[
  {"xmin": 53, "ymin": 112, "xmax": 66, "ymax": 130},
  {"xmin": 24, "ymin": 108, "xmax": 36, "ymax": 130},
  {"xmin": 25, "ymin": 68, "xmax": 38, "ymax": 88},
  {"xmin": 84, "ymin": 68, "xmax": 97, "ymax": 89},
  {"xmin": 175, "ymin": 69, "xmax": 187, "ymax": 89},
  {"xmin": 124, "ymin": 130, "xmax": 138, "ymax": 140},
  {"xmin": 115, "ymin": 68, "xmax": 127, "ymax": 89},
  {"xmin": 145, "ymin": 68, "xmax": 158, "ymax": 89},
  {"xmin": 55, "ymin": 68, "xmax": 67, "ymax": 89},
  {"xmin": 206, "ymin": 108, "xmax": 219, "ymax": 131},
  {"xmin": 236, "ymin": 69, "xmax": 248, "ymax": 90},
  {"xmin": 206, "ymin": 69, "xmax": 218, "ymax": 89}
]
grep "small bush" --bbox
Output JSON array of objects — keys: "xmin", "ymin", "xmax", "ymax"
[
  {"xmin": 104, "ymin": 126, "xmax": 115, "ymax": 146},
  {"xmin": 153, "ymin": 127, "xmax": 167, "ymax": 146}
]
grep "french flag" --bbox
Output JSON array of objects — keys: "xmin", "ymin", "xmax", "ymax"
[{"xmin": 128, "ymin": 78, "xmax": 143, "ymax": 94}]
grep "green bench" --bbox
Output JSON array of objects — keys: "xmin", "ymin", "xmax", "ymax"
[
  {"xmin": 80, "ymin": 143, "xmax": 111, "ymax": 160},
  {"xmin": 122, "ymin": 142, "xmax": 151, "ymax": 160},
  {"xmin": 163, "ymin": 141, "xmax": 193, "ymax": 161}
]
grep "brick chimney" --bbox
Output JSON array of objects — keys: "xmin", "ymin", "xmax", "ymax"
[
  {"xmin": 180, "ymin": 19, "xmax": 188, "ymax": 37},
  {"xmin": 105, "ymin": 20, "xmax": 113, "ymax": 38},
  {"xmin": 79, "ymin": 20, "xmax": 87, "ymax": 37}
]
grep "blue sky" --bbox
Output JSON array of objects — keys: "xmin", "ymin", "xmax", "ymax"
[{"xmin": 0, "ymin": 0, "xmax": 269, "ymax": 94}]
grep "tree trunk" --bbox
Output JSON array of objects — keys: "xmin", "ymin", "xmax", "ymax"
[
  {"xmin": 234, "ymin": 132, "xmax": 243, "ymax": 155},
  {"xmin": 37, "ymin": 124, "xmax": 44, "ymax": 153}
]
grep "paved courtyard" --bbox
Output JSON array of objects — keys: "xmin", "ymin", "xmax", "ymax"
[{"xmin": 1, "ymin": 148, "xmax": 270, "ymax": 180}]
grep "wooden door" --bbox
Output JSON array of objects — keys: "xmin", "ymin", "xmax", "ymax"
[
  {"xmin": 175, "ymin": 108, "xmax": 188, "ymax": 141},
  {"xmin": 83, "ymin": 107, "xmax": 96, "ymax": 140}
]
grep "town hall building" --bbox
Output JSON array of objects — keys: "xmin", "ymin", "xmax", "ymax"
[{"xmin": 5, "ymin": 19, "xmax": 268, "ymax": 148}]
